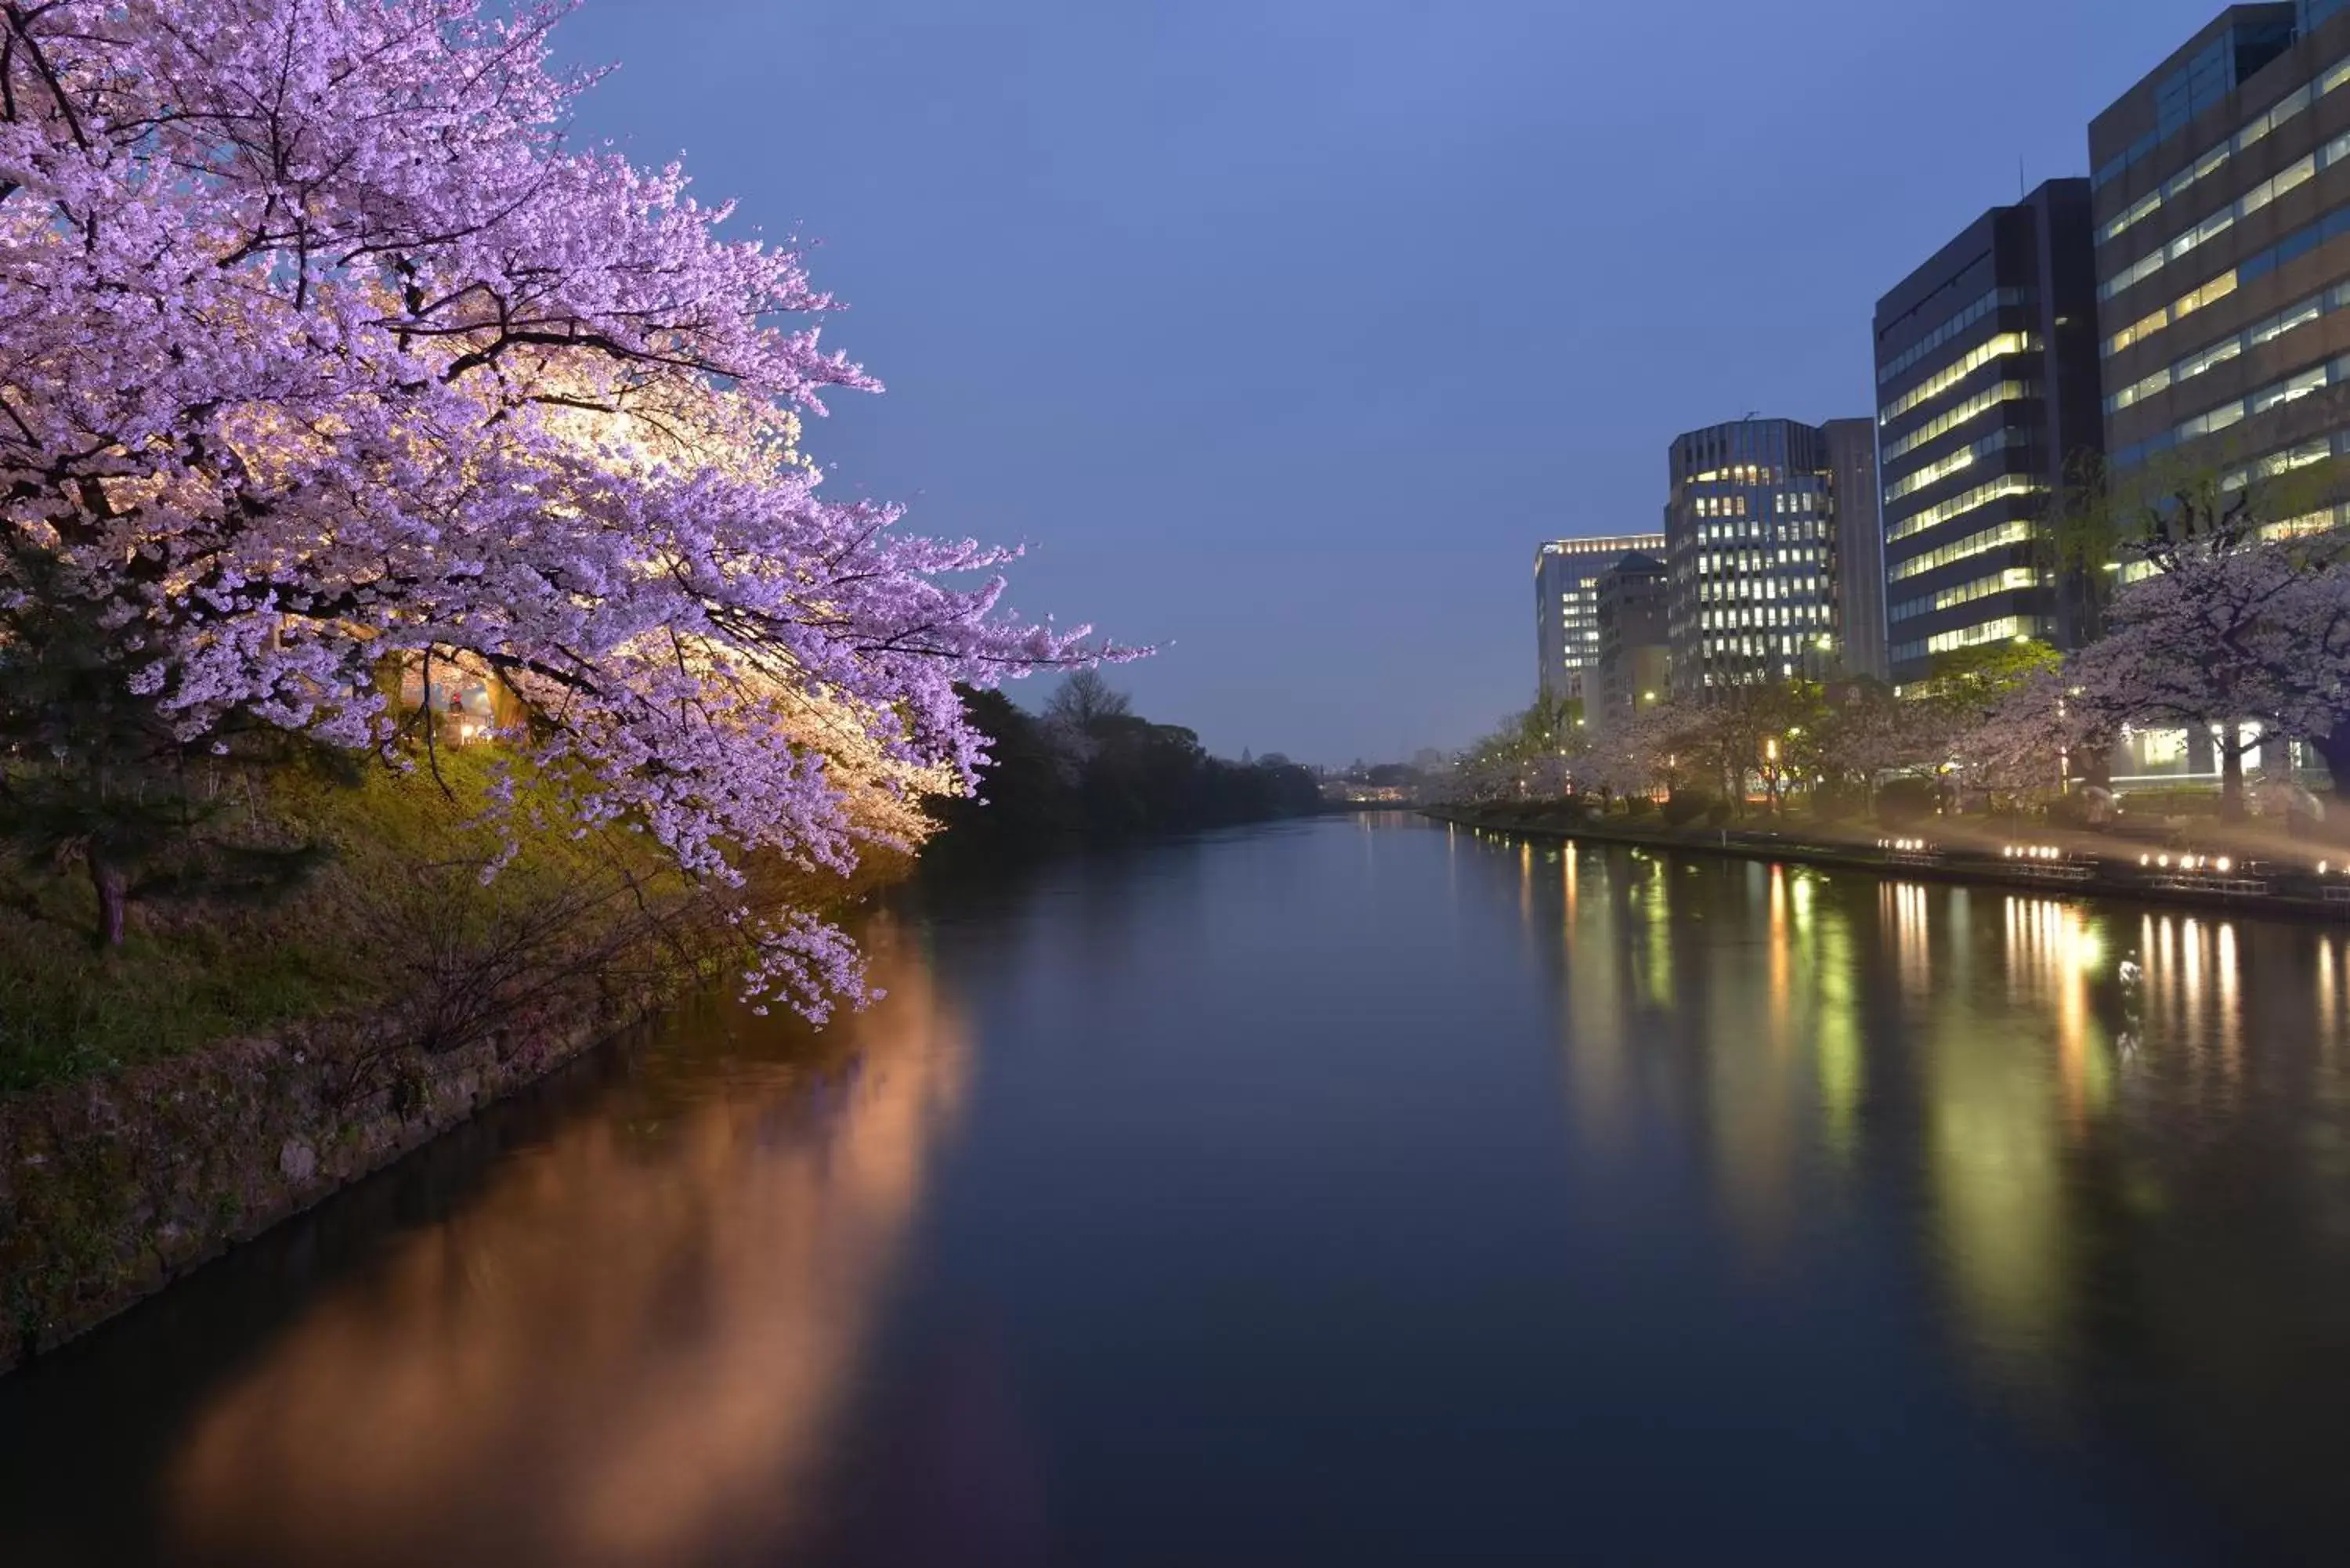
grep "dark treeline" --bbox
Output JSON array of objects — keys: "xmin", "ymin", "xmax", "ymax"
[{"xmin": 925, "ymin": 674, "xmax": 1323, "ymax": 858}]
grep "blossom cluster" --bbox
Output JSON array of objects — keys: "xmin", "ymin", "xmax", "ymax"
[{"xmin": 0, "ymin": 1, "xmax": 1115, "ymax": 1013}]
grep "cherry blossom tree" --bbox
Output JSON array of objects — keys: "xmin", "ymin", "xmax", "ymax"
[
  {"xmin": 1446, "ymin": 692, "xmax": 1582, "ymax": 801},
  {"xmin": 1947, "ymin": 669, "xmax": 2109, "ymax": 806},
  {"xmin": 0, "ymin": 1, "xmax": 1117, "ymax": 1011},
  {"xmin": 1812, "ymin": 681, "xmax": 1952, "ymax": 809},
  {"xmin": 2062, "ymin": 463, "xmax": 2341, "ymax": 819}
]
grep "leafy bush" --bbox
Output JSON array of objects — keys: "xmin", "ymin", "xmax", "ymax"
[
  {"xmin": 1876, "ymin": 776, "xmax": 1941, "ymax": 825},
  {"xmin": 1809, "ymin": 781, "xmax": 1869, "ymax": 822},
  {"xmin": 1662, "ymin": 789, "xmax": 1718, "ymax": 828},
  {"xmin": 0, "ymin": 750, "xmax": 904, "ymax": 1094}
]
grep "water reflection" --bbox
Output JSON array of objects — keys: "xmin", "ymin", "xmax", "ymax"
[
  {"xmin": 12, "ymin": 823, "xmax": 2350, "ymax": 1564},
  {"xmin": 1525, "ymin": 834, "xmax": 2350, "ymax": 1545},
  {"xmin": 162, "ymin": 921, "xmax": 967, "ymax": 1568}
]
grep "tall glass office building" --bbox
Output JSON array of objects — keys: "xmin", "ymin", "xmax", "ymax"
[
  {"xmin": 1664, "ymin": 419, "xmax": 1851, "ymax": 695},
  {"xmin": 1872, "ymin": 180, "xmax": 2106, "ymax": 685},
  {"xmin": 2092, "ymin": 4, "xmax": 2350, "ymax": 524}
]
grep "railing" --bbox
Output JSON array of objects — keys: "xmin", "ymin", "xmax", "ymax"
[{"xmin": 1875, "ymin": 837, "xmax": 1942, "ymax": 869}]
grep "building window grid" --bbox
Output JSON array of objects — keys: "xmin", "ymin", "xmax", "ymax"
[
  {"xmin": 1885, "ymin": 475, "xmax": 2047, "ymax": 545},
  {"xmin": 1880, "ymin": 333, "xmax": 2041, "ymax": 425},
  {"xmin": 1888, "ymin": 566, "xmax": 2045, "ymax": 625},
  {"xmin": 1876, "ymin": 287, "xmax": 2031, "ymax": 385},
  {"xmin": 2113, "ymin": 347, "xmax": 2350, "ymax": 470},
  {"xmin": 2104, "ymin": 191, "xmax": 2350, "ymax": 361},
  {"xmin": 1883, "ymin": 427, "xmax": 2032, "ymax": 504},
  {"xmin": 2106, "ymin": 280, "xmax": 2350, "ymax": 413},
  {"xmin": 1883, "ymin": 381, "xmax": 2037, "ymax": 464},
  {"xmin": 2093, "ymin": 43, "xmax": 2350, "ymax": 193},
  {"xmin": 2097, "ymin": 128, "xmax": 2350, "ymax": 302}
]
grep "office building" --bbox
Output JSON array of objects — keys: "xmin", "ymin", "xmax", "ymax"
[
  {"xmin": 1534, "ymin": 533, "xmax": 1666, "ymax": 703},
  {"xmin": 1823, "ymin": 418, "xmax": 1889, "ymax": 681},
  {"xmin": 2083, "ymin": 2, "xmax": 2350, "ymax": 787},
  {"xmin": 1872, "ymin": 179, "xmax": 2105, "ymax": 685},
  {"xmin": 2092, "ymin": 3, "xmax": 2350, "ymax": 529},
  {"xmin": 1591, "ymin": 551, "xmax": 1671, "ymax": 736},
  {"xmin": 1664, "ymin": 418, "xmax": 1852, "ymax": 694}
]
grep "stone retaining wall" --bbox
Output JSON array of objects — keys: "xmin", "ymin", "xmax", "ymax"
[{"xmin": 0, "ymin": 973, "xmax": 672, "ymax": 1374}]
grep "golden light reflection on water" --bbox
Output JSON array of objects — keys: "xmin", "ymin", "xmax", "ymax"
[
  {"xmin": 2323, "ymin": 939, "xmax": 2338, "ymax": 1044},
  {"xmin": 161, "ymin": 923, "xmax": 969, "ymax": 1568},
  {"xmin": 1768, "ymin": 867, "xmax": 1790, "ymax": 1031},
  {"xmin": 1887, "ymin": 882, "xmax": 1932, "ymax": 997},
  {"xmin": 1532, "ymin": 842, "xmax": 2347, "ymax": 1427},
  {"xmin": 1810, "ymin": 894, "xmax": 1863, "ymax": 1161}
]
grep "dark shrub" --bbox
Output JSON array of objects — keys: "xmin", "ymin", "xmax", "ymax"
[
  {"xmin": 1662, "ymin": 789, "xmax": 1717, "ymax": 828},
  {"xmin": 1876, "ymin": 776, "xmax": 1940, "ymax": 825}
]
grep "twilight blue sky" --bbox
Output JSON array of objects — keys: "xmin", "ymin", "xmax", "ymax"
[{"xmin": 551, "ymin": 0, "xmax": 2219, "ymax": 764}]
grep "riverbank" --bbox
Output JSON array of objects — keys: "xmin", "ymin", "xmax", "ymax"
[
  {"xmin": 0, "ymin": 758, "xmax": 909, "ymax": 1375},
  {"xmin": 1426, "ymin": 803, "xmax": 2350, "ymax": 920}
]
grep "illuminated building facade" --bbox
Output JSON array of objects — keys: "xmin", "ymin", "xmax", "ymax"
[
  {"xmin": 2090, "ymin": 2, "xmax": 2350, "ymax": 782},
  {"xmin": 1874, "ymin": 179, "xmax": 2105, "ymax": 685},
  {"xmin": 1665, "ymin": 418, "xmax": 1854, "ymax": 694},
  {"xmin": 2093, "ymin": 5, "xmax": 2350, "ymax": 522},
  {"xmin": 1535, "ymin": 533, "xmax": 1666, "ymax": 703}
]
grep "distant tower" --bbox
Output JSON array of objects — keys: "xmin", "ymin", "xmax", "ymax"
[{"xmin": 1532, "ymin": 533, "xmax": 1665, "ymax": 704}]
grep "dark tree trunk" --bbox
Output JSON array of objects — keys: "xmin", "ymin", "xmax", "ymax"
[
  {"xmin": 2308, "ymin": 727, "xmax": 2350, "ymax": 842},
  {"xmin": 2219, "ymin": 726, "xmax": 2247, "ymax": 823},
  {"xmin": 2317, "ymin": 725, "xmax": 2350, "ymax": 800},
  {"xmin": 89, "ymin": 852, "xmax": 128, "ymax": 948}
]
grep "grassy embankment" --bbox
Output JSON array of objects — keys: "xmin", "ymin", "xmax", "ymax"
[{"xmin": 0, "ymin": 750, "xmax": 902, "ymax": 1094}]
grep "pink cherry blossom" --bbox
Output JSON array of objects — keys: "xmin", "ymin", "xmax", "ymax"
[{"xmin": 0, "ymin": 0, "xmax": 1126, "ymax": 1015}]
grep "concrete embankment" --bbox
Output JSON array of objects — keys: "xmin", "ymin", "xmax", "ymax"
[{"xmin": 1424, "ymin": 806, "xmax": 2350, "ymax": 923}]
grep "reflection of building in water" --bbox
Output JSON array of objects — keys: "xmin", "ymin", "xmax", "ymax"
[
  {"xmin": 1555, "ymin": 842, "xmax": 1633, "ymax": 1152},
  {"xmin": 2137, "ymin": 915, "xmax": 2250, "ymax": 1088},
  {"xmin": 1548, "ymin": 847, "xmax": 2350, "ymax": 1520},
  {"xmin": 1923, "ymin": 898, "xmax": 2082, "ymax": 1411},
  {"xmin": 164, "ymin": 926, "xmax": 970, "ymax": 1568},
  {"xmin": 2323, "ymin": 938, "xmax": 2339, "ymax": 1044},
  {"xmin": 1885, "ymin": 882, "xmax": 1933, "ymax": 997}
]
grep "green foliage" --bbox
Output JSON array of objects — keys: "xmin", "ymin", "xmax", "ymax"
[
  {"xmin": 0, "ymin": 547, "xmax": 338, "ymax": 945},
  {"xmin": 1452, "ymin": 692, "xmax": 1583, "ymax": 798},
  {"xmin": 1661, "ymin": 789, "xmax": 1717, "ymax": 828},
  {"xmin": 1875, "ymin": 776, "xmax": 1941, "ymax": 826},
  {"xmin": 1914, "ymin": 641, "xmax": 2063, "ymax": 708},
  {"xmin": 0, "ymin": 751, "xmax": 710, "ymax": 1093},
  {"xmin": 927, "ymin": 682, "xmax": 1321, "ymax": 858}
]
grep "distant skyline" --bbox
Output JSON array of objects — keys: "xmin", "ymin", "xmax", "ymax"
[{"xmin": 551, "ymin": 0, "xmax": 2232, "ymax": 763}]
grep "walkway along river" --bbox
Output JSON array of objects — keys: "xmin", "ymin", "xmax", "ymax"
[{"xmin": 5, "ymin": 814, "xmax": 2350, "ymax": 1564}]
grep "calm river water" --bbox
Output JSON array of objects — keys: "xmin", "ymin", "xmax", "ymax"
[{"xmin": 6, "ymin": 814, "xmax": 2350, "ymax": 1565}]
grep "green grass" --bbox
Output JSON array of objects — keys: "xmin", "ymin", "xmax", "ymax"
[{"xmin": 0, "ymin": 751, "xmax": 700, "ymax": 1094}]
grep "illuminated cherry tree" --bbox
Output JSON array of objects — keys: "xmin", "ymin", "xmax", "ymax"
[
  {"xmin": 2058, "ymin": 471, "xmax": 2348, "ymax": 818},
  {"xmin": 0, "ymin": 0, "xmax": 1115, "ymax": 1010}
]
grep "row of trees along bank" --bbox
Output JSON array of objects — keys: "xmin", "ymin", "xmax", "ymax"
[
  {"xmin": 1455, "ymin": 445, "xmax": 2350, "ymax": 829},
  {"xmin": 924, "ymin": 673, "xmax": 1324, "ymax": 859},
  {"xmin": 0, "ymin": 0, "xmax": 1121, "ymax": 1090}
]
